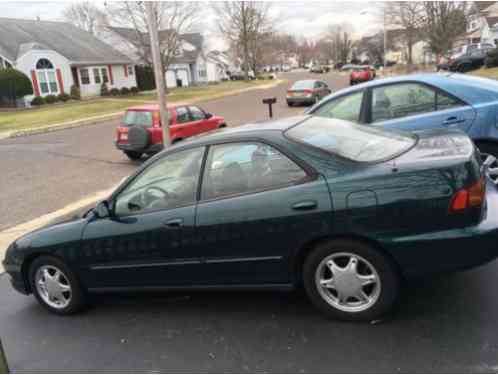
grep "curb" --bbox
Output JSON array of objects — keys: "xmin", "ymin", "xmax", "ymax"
[
  {"xmin": 0, "ymin": 112, "xmax": 124, "ymax": 140},
  {"xmin": 0, "ymin": 79, "xmax": 285, "ymax": 140}
]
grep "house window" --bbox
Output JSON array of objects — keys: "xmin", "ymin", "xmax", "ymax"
[
  {"xmin": 127, "ymin": 66, "xmax": 134, "ymax": 76},
  {"xmin": 198, "ymin": 69, "xmax": 207, "ymax": 78},
  {"xmin": 93, "ymin": 68, "xmax": 101, "ymax": 84},
  {"xmin": 36, "ymin": 58, "xmax": 58, "ymax": 94},
  {"xmin": 80, "ymin": 68, "xmax": 90, "ymax": 85},
  {"xmin": 101, "ymin": 68, "xmax": 109, "ymax": 83}
]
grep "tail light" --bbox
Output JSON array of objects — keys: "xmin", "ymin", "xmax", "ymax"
[
  {"xmin": 286, "ymin": 90, "xmax": 293, "ymax": 97},
  {"xmin": 152, "ymin": 111, "xmax": 161, "ymax": 128},
  {"xmin": 449, "ymin": 176, "xmax": 485, "ymax": 213}
]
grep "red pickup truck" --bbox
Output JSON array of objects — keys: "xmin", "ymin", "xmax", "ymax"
[{"xmin": 115, "ymin": 104, "xmax": 226, "ymax": 160}]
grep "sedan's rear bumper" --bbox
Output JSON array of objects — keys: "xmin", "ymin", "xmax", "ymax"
[
  {"xmin": 384, "ymin": 180, "xmax": 498, "ymax": 278},
  {"xmin": 287, "ymin": 97, "xmax": 315, "ymax": 105}
]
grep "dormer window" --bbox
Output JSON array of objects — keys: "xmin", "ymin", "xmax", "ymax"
[{"xmin": 36, "ymin": 58, "xmax": 54, "ymax": 70}]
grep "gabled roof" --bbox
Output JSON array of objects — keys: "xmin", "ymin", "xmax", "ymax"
[
  {"xmin": 0, "ymin": 17, "xmax": 132, "ymax": 64},
  {"xmin": 107, "ymin": 27, "xmax": 203, "ymax": 64}
]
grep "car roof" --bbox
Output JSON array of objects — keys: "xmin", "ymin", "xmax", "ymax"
[
  {"xmin": 316, "ymin": 73, "xmax": 498, "ymax": 105},
  {"xmin": 126, "ymin": 103, "xmax": 180, "ymax": 111}
]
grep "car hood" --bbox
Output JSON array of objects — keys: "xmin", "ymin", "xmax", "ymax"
[{"xmin": 11, "ymin": 215, "xmax": 88, "ymax": 256}]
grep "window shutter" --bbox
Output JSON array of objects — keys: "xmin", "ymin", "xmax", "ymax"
[
  {"xmin": 124, "ymin": 65, "xmax": 128, "ymax": 77},
  {"xmin": 31, "ymin": 70, "xmax": 40, "ymax": 96},
  {"xmin": 108, "ymin": 65, "xmax": 114, "ymax": 85},
  {"xmin": 56, "ymin": 69, "xmax": 64, "ymax": 93}
]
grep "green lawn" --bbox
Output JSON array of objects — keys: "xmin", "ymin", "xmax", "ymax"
[
  {"xmin": 469, "ymin": 67, "xmax": 498, "ymax": 79},
  {"xmin": 0, "ymin": 99, "xmax": 145, "ymax": 133},
  {"xmin": 0, "ymin": 79, "xmax": 282, "ymax": 135},
  {"xmin": 137, "ymin": 79, "xmax": 281, "ymax": 102}
]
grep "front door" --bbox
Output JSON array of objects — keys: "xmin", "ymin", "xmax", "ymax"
[
  {"xmin": 194, "ymin": 141, "xmax": 333, "ymax": 285},
  {"xmin": 79, "ymin": 146, "xmax": 206, "ymax": 289}
]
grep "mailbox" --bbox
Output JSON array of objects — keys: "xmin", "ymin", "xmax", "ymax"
[{"xmin": 262, "ymin": 97, "xmax": 277, "ymax": 118}]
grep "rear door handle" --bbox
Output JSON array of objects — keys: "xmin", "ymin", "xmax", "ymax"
[
  {"xmin": 292, "ymin": 200, "xmax": 317, "ymax": 211},
  {"xmin": 163, "ymin": 218, "xmax": 184, "ymax": 229}
]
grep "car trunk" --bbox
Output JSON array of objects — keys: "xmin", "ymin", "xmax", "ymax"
[{"xmin": 377, "ymin": 130, "xmax": 485, "ymax": 233}]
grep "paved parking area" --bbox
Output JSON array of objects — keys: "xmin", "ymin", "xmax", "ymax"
[{"xmin": 2, "ymin": 261, "xmax": 498, "ymax": 372}]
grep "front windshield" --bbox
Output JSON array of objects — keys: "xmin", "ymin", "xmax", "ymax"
[{"xmin": 285, "ymin": 117, "xmax": 416, "ymax": 163}]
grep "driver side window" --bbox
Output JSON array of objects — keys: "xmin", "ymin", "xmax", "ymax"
[{"xmin": 114, "ymin": 147, "xmax": 205, "ymax": 216}]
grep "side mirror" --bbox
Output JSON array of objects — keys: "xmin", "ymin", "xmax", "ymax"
[
  {"xmin": 205, "ymin": 112, "xmax": 213, "ymax": 119},
  {"xmin": 94, "ymin": 200, "xmax": 111, "ymax": 219}
]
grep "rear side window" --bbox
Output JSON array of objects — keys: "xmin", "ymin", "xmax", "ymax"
[
  {"xmin": 285, "ymin": 117, "xmax": 416, "ymax": 163},
  {"xmin": 123, "ymin": 111, "xmax": 153, "ymax": 127}
]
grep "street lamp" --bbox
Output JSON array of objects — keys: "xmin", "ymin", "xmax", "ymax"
[{"xmin": 360, "ymin": 5, "xmax": 387, "ymax": 69}]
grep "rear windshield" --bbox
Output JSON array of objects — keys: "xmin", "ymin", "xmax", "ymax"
[
  {"xmin": 285, "ymin": 118, "xmax": 416, "ymax": 163},
  {"xmin": 123, "ymin": 110, "xmax": 153, "ymax": 127},
  {"xmin": 291, "ymin": 80, "xmax": 314, "ymax": 90}
]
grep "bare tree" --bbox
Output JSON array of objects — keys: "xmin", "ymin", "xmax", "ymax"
[
  {"xmin": 296, "ymin": 38, "xmax": 315, "ymax": 67},
  {"xmin": 385, "ymin": 2, "xmax": 424, "ymax": 64},
  {"xmin": 106, "ymin": 2, "xmax": 199, "ymax": 71},
  {"xmin": 62, "ymin": 1, "xmax": 107, "ymax": 35},
  {"xmin": 213, "ymin": 2, "xmax": 273, "ymax": 80},
  {"xmin": 326, "ymin": 23, "xmax": 354, "ymax": 64},
  {"xmin": 422, "ymin": 2, "xmax": 469, "ymax": 56}
]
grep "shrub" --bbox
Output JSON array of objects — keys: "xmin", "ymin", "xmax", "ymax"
[
  {"xmin": 130, "ymin": 86, "xmax": 140, "ymax": 95},
  {"xmin": 58, "ymin": 93, "xmax": 71, "ymax": 102},
  {"xmin": 0, "ymin": 68, "xmax": 34, "ymax": 105},
  {"xmin": 70, "ymin": 85, "xmax": 81, "ymax": 100},
  {"xmin": 44, "ymin": 94, "xmax": 58, "ymax": 104},
  {"xmin": 485, "ymin": 48, "xmax": 498, "ymax": 68},
  {"xmin": 100, "ymin": 82, "xmax": 109, "ymax": 96},
  {"xmin": 135, "ymin": 65, "xmax": 155, "ymax": 91},
  {"xmin": 120, "ymin": 87, "xmax": 130, "ymax": 95},
  {"xmin": 31, "ymin": 96, "xmax": 45, "ymax": 106},
  {"xmin": 110, "ymin": 88, "xmax": 120, "ymax": 96}
]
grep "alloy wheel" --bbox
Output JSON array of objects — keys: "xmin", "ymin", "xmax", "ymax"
[
  {"xmin": 35, "ymin": 265, "xmax": 72, "ymax": 309},
  {"xmin": 315, "ymin": 252, "xmax": 381, "ymax": 313}
]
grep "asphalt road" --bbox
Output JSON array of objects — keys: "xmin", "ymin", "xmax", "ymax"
[
  {"xmin": 2, "ymin": 70, "xmax": 498, "ymax": 372},
  {"xmin": 0, "ymin": 71, "xmax": 347, "ymax": 231}
]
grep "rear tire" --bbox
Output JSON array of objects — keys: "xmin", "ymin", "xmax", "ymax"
[
  {"xmin": 124, "ymin": 151, "xmax": 142, "ymax": 160},
  {"xmin": 29, "ymin": 256, "xmax": 86, "ymax": 315},
  {"xmin": 303, "ymin": 239, "xmax": 400, "ymax": 321}
]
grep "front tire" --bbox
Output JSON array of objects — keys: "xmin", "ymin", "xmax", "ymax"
[
  {"xmin": 124, "ymin": 151, "xmax": 143, "ymax": 160},
  {"xmin": 303, "ymin": 239, "xmax": 399, "ymax": 321},
  {"xmin": 29, "ymin": 256, "xmax": 86, "ymax": 315}
]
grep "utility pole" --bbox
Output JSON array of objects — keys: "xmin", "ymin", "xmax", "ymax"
[{"xmin": 145, "ymin": 1, "xmax": 170, "ymax": 147}]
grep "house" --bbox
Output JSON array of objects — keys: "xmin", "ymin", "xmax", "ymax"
[
  {"xmin": 457, "ymin": 1, "xmax": 498, "ymax": 46},
  {"xmin": 101, "ymin": 27, "xmax": 223, "ymax": 88},
  {"xmin": 384, "ymin": 29, "xmax": 436, "ymax": 65},
  {"xmin": 0, "ymin": 17, "xmax": 137, "ymax": 103}
]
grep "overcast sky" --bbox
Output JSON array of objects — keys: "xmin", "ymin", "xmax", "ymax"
[{"xmin": 1, "ymin": 1, "xmax": 383, "ymax": 49}]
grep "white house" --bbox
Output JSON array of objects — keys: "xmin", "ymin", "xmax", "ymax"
[
  {"xmin": 0, "ymin": 17, "xmax": 137, "ymax": 102},
  {"xmin": 456, "ymin": 2, "xmax": 498, "ymax": 47},
  {"xmin": 102, "ymin": 28, "xmax": 225, "ymax": 88}
]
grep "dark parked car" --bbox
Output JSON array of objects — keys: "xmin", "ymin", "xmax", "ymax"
[
  {"xmin": 286, "ymin": 80, "xmax": 331, "ymax": 106},
  {"xmin": 449, "ymin": 47, "xmax": 494, "ymax": 72},
  {"xmin": 4, "ymin": 116, "xmax": 498, "ymax": 321}
]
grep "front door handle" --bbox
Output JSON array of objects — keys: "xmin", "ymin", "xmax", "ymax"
[
  {"xmin": 292, "ymin": 200, "xmax": 317, "ymax": 211},
  {"xmin": 443, "ymin": 116, "xmax": 465, "ymax": 125},
  {"xmin": 163, "ymin": 218, "xmax": 184, "ymax": 229}
]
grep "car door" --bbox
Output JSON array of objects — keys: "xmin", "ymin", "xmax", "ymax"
[
  {"xmin": 194, "ymin": 141, "xmax": 332, "ymax": 285},
  {"xmin": 78, "ymin": 147, "xmax": 206, "ymax": 289},
  {"xmin": 188, "ymin": 105, "xmax": 209, "ymax": 134},
  {"xmin": 368, "ymin": 82, "xmax": 476, "ymax": 133},
  {"xmin": 171, "ymin": 106, "xmax": 196, "ymax": 140}
]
